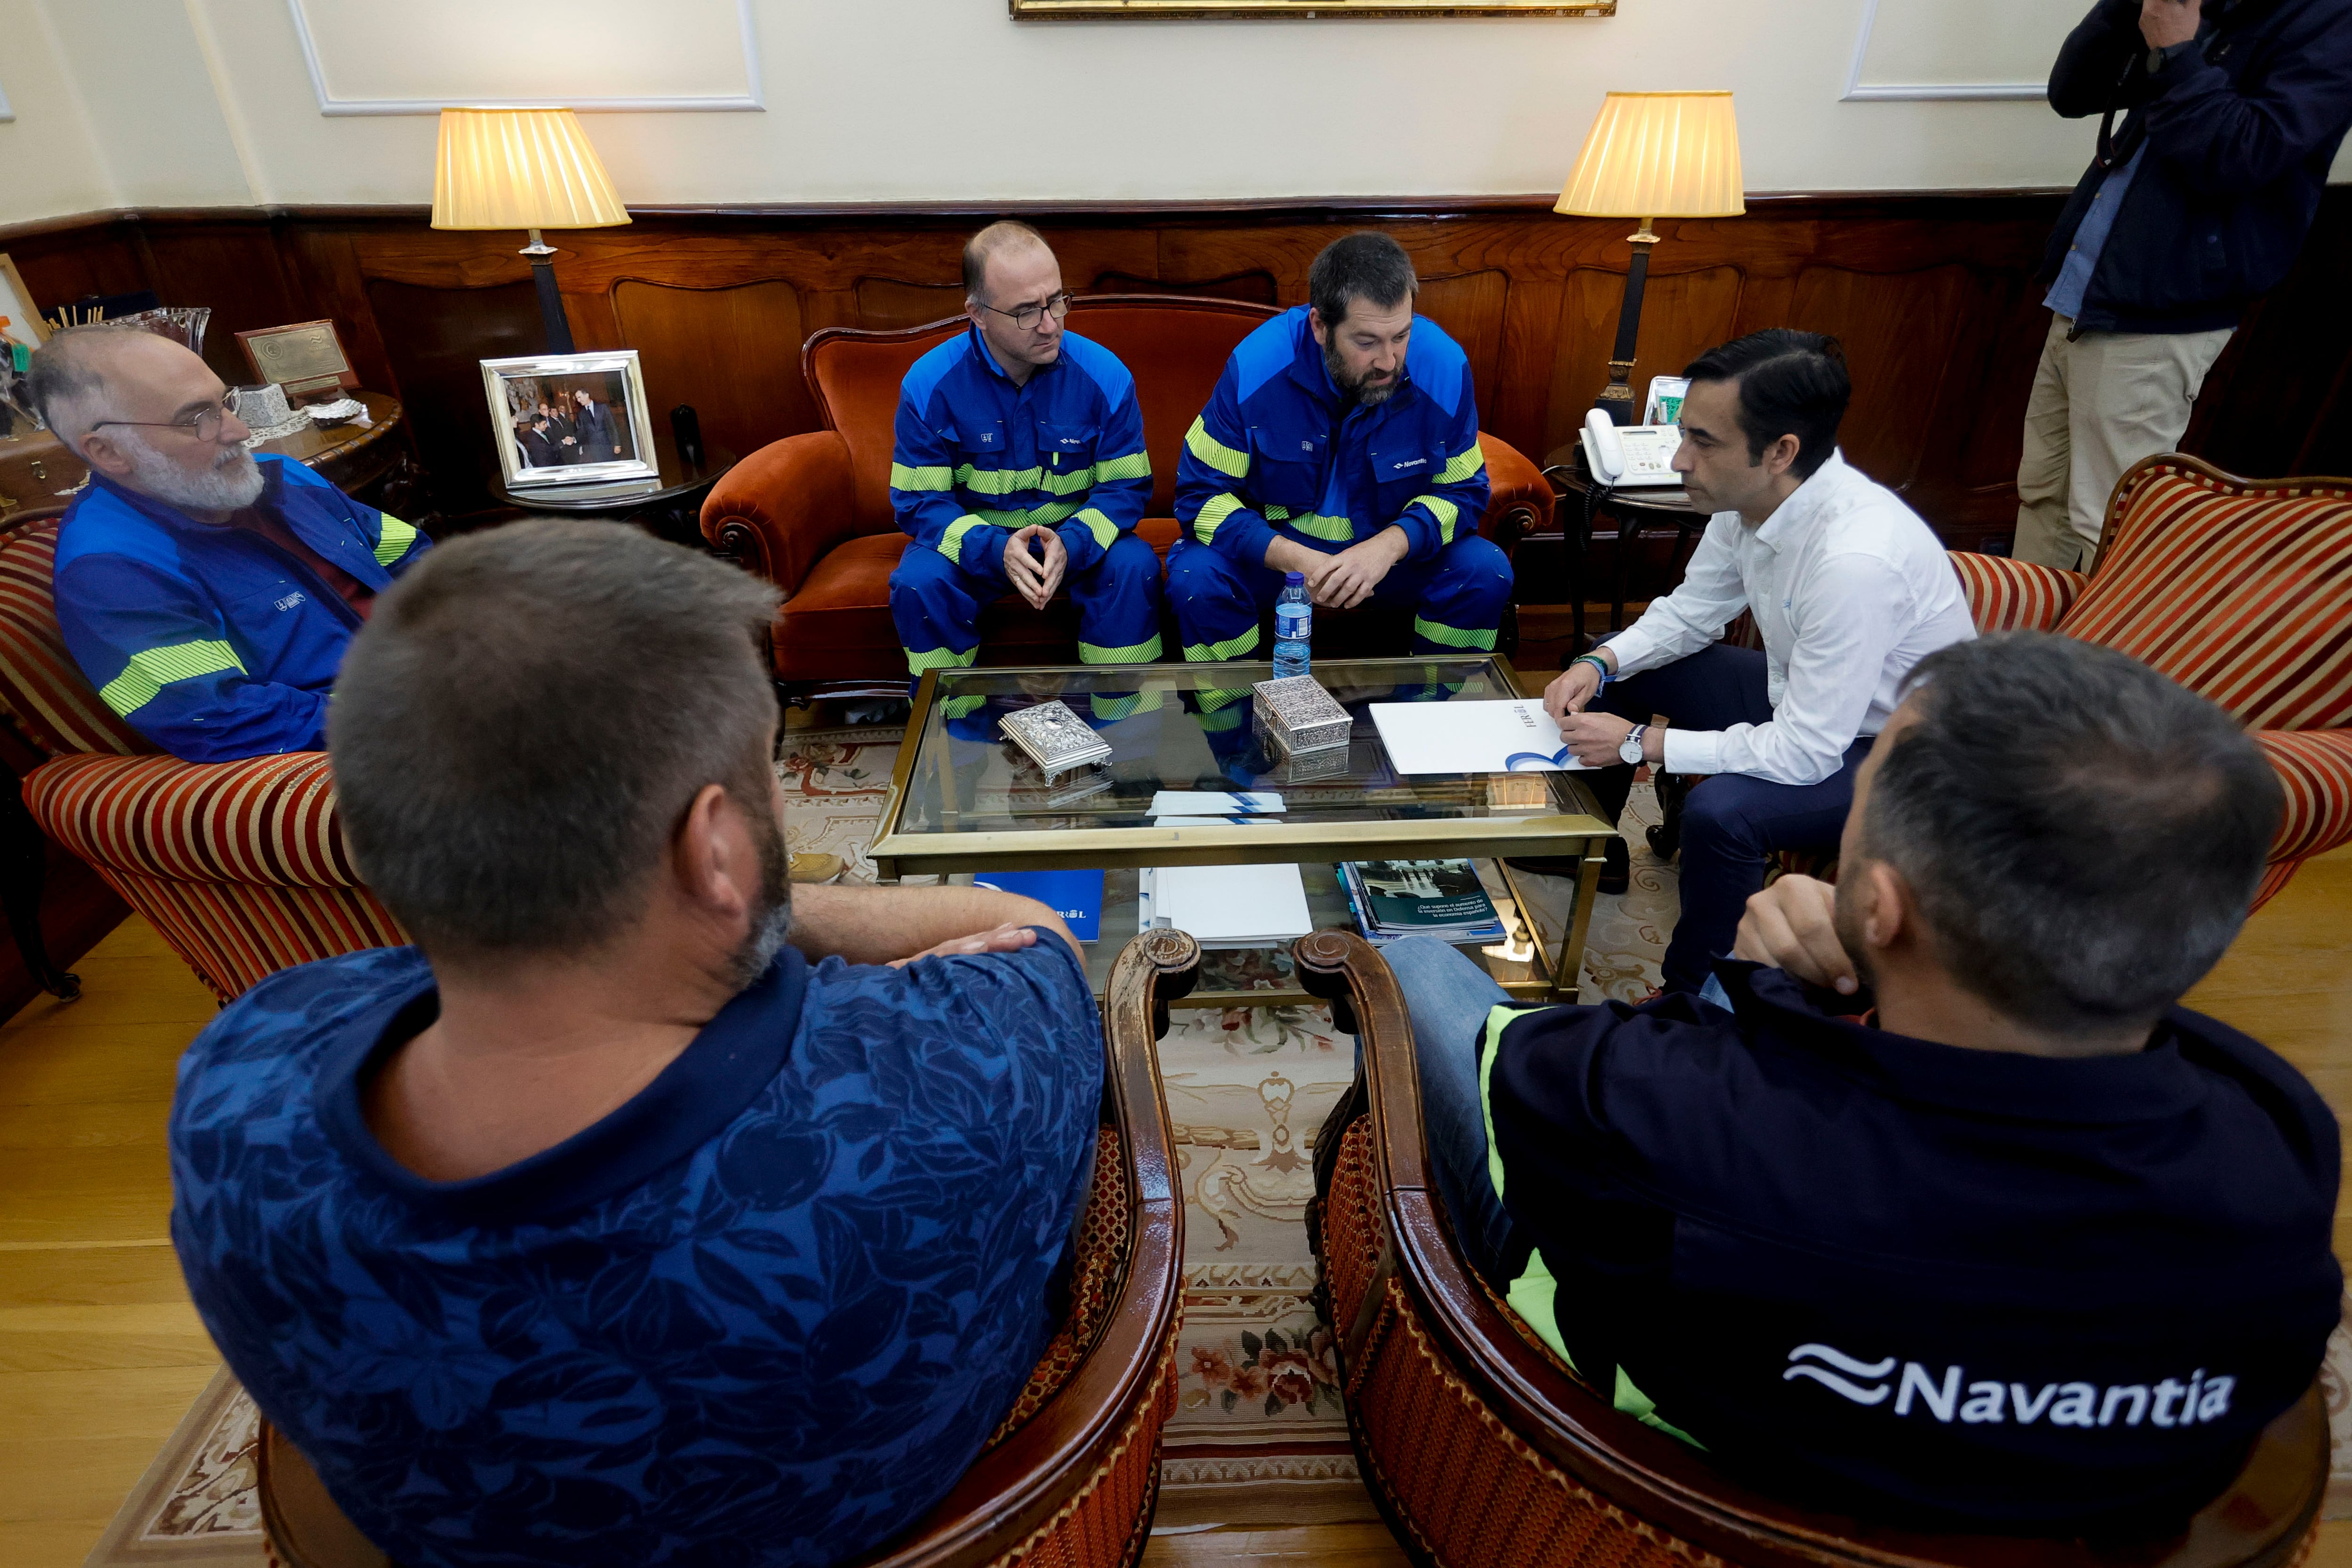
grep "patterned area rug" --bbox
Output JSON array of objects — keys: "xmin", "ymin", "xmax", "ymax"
[{"xmin": 83, "ymin": 727, "xmax": 2352, "ymax": 1557}]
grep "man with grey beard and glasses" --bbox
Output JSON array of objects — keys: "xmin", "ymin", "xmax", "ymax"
[
  {"xmin": 168, "ymin": 521, "xmax": 1100, "ymax": 1568},
  {"xmin": 30, "ymin": 324, "xmax": 431, "ymax": 761}
]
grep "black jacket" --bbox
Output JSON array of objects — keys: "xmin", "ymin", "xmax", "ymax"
[
  {"xmin": 1484, "ymin": 963, "xmax": 2343, "ymax": 1529},
  {"xmin": 2040, "ymin": 0, "xmax": 2352, "ymax": 333}
]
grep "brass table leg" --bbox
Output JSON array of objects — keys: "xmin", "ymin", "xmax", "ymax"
[{"xmin": 1550, "ymin": 835, "xmax": 1607, "ymax": 1004}]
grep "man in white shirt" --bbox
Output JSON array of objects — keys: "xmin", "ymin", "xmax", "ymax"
[{"xmin": 1542, "ymin": 330, "xmax": 1976, "ymax": 993}]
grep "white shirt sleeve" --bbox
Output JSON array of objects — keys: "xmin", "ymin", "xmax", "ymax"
[
  {"xmin": 1602, "ymin": 514, "xmax": 1748, "ymax": 678},
  {"xmin": 1661, "ymin": 551, "xmax": 1911, "ymax": 785}
]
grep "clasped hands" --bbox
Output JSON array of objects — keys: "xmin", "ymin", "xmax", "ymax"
[
  {"xmin": 1265, "ymin": 530, "xmax": 1410, "ymax": 610},
  {"xmin": 1539, "ymin": 652, "xmax": 1661, "ymax": 767},
  {"xmin": 1003, "ymin": 524, "xmax": 1067, "ymax": 611}
]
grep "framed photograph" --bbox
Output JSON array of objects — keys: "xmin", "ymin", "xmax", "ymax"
[
  {"xmin": 1013, "ymin": 0, "xmax": 1609, "ymax": 15},
  {"xmin": 236, "ymin": 319, "xmax": 356, "ymax": 398},
  {"xmin": 0, "ymin": 254, "xmax": 46, "ymax": 350},
  {"xmin": 481, "ymin": 351, "xmax": 659, "ymax": 491}
]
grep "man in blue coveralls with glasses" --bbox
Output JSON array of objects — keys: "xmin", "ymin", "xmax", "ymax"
[{"xmin": 887, "ymin": 222, "xmax": 1164, "ymax": 705}]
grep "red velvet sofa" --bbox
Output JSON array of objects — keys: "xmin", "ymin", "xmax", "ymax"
[{"xmin": 697, "ymin": 294, "xmax": 1552, "ymax": 689}]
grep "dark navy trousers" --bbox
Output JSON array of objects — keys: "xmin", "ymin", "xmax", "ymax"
[{"xmin": 1589, "ymin": 644, "xmax": 1871, "ymax": 991}]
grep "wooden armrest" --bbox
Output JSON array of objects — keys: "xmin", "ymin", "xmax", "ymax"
[
  {"xmin": 850, "ymin": 929, "xmax": 1192, "ymax": 1566},
  {"xmin": 699, "ymin": 430, "xmax": 860, "ymax": 597},
  {"xmin": 23, "ymin": 749, "xmax": 364, "ymax": 888}
]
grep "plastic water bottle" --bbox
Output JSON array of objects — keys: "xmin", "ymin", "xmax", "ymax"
[{"xmin": 1273, "ymin": 571, "xmax": 1312, "ymax": 680}]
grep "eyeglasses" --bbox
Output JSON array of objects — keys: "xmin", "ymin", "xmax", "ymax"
[
  {"xmin": 89, "ymin": 388, "xmax": 241, "ymax": 443},
  {"xmin": 977, "ymin": 292, "xmax": 1074, "ymax": 332}
]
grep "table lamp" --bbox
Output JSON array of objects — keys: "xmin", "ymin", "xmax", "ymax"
[
  {"xmin": 431, "ymin": 107, "xmax": 630, "ymax": 356},
  {"xmin": 1558, "ymin": 91, "xmax": 1744, "ymax": 424}
]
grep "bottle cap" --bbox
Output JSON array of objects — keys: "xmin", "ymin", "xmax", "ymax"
[{"xmin": 1285, "ymin": 571, "xmax": 1305, "ymax": 585}]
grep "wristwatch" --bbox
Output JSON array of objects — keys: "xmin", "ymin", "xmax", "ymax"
[{"xmin": 1619, "ymin": 723, "xmax": 1649, "ymax": 766}]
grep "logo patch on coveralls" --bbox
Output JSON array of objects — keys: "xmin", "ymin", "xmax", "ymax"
[{"xmin": 1782, "ymin": 1343, "xmax": 2235, "ymax": 1429}]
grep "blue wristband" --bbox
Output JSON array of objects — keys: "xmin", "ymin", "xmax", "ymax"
[{"xmin": 1573, "ymin": 653, "xmax": 1613, "ymax": 686}]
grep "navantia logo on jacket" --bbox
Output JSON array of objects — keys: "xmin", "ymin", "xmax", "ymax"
[{"xmin": 1784, "ymin": 1343, "xmax": 2234, "ymax": 1430}]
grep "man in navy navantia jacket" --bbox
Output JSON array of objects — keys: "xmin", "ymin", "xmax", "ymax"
[
  {"xmin": 888, "ymin": 222, "xmax": 1162, "ymax": 698},
  {"xmin": 31, "ymin": 326, "xmax": 430, "ymax": 763},
  {"xmin": 1168, "ymin": 231, "xmax": 1509, "ymax": 668},
  {"xmin": 1382, "ymin": 632, "xmax": 2339, "ymax": 1529},
  {"xmin": 2014, "ymin": 0, "xmax": 2352, "ymax": 570}
]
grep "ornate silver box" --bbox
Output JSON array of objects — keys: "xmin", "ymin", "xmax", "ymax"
[
  {"xmin": 1252, "ymin": 675, "xmax": 1352, "ymax": 753},
  {"xmin": 999, "ymin": 699, "xmax": 1112, "ymax": 779}
]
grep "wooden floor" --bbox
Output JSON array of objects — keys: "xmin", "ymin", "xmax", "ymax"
[{"xmin": 0, "ymin": 854, "xmax": 2348, "ymax": 1568}]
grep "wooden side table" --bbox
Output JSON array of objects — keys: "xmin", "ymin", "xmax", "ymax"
[
  {"xmin": 254, "ymin": 391, "xmax": 440, "ymax": 536},
  {"xmin": 487, "ymin": 432, "xmax": 738, "ymax": 552}
]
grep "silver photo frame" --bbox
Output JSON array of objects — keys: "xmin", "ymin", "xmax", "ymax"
[{"xmin": 481, "ymin": 351, "xmax": 660, "ymax": 490}]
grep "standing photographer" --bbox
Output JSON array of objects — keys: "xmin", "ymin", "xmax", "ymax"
[{"xmin": 2012, "ymin": 0, "xmax": 2352, "ymax": 571}]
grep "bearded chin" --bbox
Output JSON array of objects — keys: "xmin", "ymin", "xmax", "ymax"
[
  {"xmin": 726, "ymin": 805, "xmax": 797, "ymax": 990},
  {"xmin": 121, "ymin": 436, "xmax": 265, "ymax": 513},
  {"xmin": 1324, "ymin": 342, "xmax": 1398, "ymax": 406}
]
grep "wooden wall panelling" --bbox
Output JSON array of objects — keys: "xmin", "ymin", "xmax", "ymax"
[
  {"xmin": 612, "ymin": 278, "xmax": 814, "ymax": 462},
  {"xmin": 1543, "ymin": 263, "xmax": 1746, "ymax": 462},
  {"xmin": 1092, "ymin": 269, "xmax": 1276, "ymax": 304},
  {"xmin": 362, "ymin": 276, "xmax": 542, "ymax": 519},
  {"xmin": 1, "ymin": 216, "xmax": 151, "ymax": 332},
  {"xmin": 135, "ymin": 221, "xmax": 306, "ymax": 386},
  {"xmin": 9, "ymin": 189, "xmax": 2342, "ymax": 555},
  {"xmin": 1953, "ymin": 272, "xmax": 2055, "ymax": 497},
  {"xmin": 1781, "ymin": 263, "xmax": 1974, "ymax": 491},
  {"xmin": 856, "ymin": 278, "xmax": 967, "ymax": 330},
  {"xmin": 2183, "ymin": 196, "xmax": 2352, "ymax": 480},
  {"xmin": 1413, "ymin": 269, "xmax": 1510, "ymax": 415},
  {"xmin": 281, "ymin": 228, "xmax": 401, "ymax": 396}
]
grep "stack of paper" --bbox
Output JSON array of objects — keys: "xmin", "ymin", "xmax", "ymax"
[
  {"xmin": 1368, "ymin": 699, "xmax": 1596, "ymax": 776},
  {"xmin": 1139, "ymin": 863, "xmax": 1313, "ymax": 949}
]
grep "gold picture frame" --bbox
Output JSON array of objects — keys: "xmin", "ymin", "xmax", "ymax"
[
  {"xmin": 235, "ymin": 319, "xmax": 357, "ymax": 398},
  {"xmin": 1013, "ymin": 0, "xmax": 1611, "ymax": 14}
]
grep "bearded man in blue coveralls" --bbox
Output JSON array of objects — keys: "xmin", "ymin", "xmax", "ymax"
[
  {"xmin": 888, "ymin": 222, "xmax": 1163, "ymax": 708},
  {"xmin": 1168, "ymin": 231, "xmax": 1510, "ymax": 680},
  {"xmin": 32, "ymin": 326, "xmax": 429, "ymax": 764}
]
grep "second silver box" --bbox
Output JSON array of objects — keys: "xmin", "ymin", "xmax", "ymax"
[{"xmin": 1251, "ymin": 675, "xmax": 1351, "ymax": 753}]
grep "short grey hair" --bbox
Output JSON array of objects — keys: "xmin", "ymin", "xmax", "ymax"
[
  {"xmin": 24, "ymin": 325, "xmax": 134, "ymax": 448},
  {"xmin": 329, "ymin": 520, "xmax": 783, "ymax": 963},
  {"xmin": 1861, "ymin": 632, "xmax": 2281, "ymax": 1028}
]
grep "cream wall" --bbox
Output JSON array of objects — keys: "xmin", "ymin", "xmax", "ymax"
[
  {"xmin": 0, "ymin": 0, "xmax": 117, "ymax": 221},
  {"xmin": 3, "ymin": 0, "xmax": 2347, "ymax": 225}
]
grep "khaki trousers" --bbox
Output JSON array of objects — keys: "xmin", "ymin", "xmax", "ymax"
[{"xmin": 2011, "ymin": 313, "xmax": 2234, "ymax": 571}]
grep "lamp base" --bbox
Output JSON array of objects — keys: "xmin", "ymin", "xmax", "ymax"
[
  {"xmin": 1590, "ymin": 219, "xmax": 1660, "ymax": 426},
  {"xmin": 1593, "ymin": 363, "xmax": 1639, "ymax": 426},
  {"xmin": 521, "ymin": 229, "xmax": 576, "ymax": 356}
]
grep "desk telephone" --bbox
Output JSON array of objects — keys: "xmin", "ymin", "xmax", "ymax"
[{"xmin": 1580, "ymin": 408, "xmax": 1685, "ymax": 488}]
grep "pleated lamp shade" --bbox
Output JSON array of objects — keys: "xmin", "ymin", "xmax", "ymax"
[
  {"xmin": 430, "ymin": 108, "xmax": 630, "ymax": 231},
  {"xmin": 1557, "ymin": 92, "xmax": 1745, "ymax": 220}
]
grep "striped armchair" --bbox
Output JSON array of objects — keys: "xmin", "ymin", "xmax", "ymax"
[
  {"xmin": 1948, "ymin": 454, "xmax": 2352, "ymax": 909},
  {"xmin": 0, "ymin": 516, "xmax": 403, "ymax": 1002}
]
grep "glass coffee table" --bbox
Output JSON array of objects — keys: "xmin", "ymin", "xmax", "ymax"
[{"xmin": 865, "ymin": 656, "xmax": 1618, "ymax": 1008}]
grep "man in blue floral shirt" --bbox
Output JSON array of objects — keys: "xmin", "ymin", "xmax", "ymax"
[{"xmin": 168, "ymin": 521, "xmax": 1100, "ymax": 1568}]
